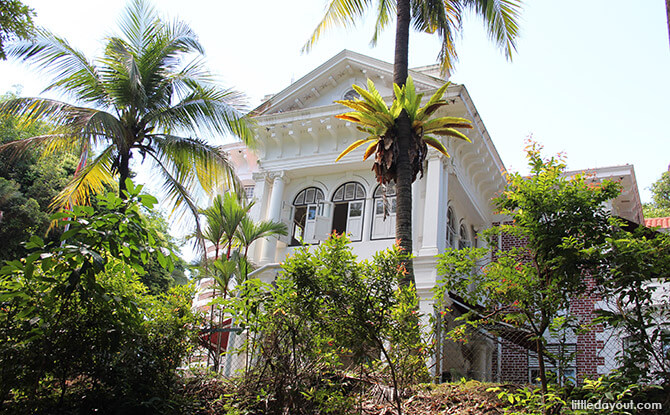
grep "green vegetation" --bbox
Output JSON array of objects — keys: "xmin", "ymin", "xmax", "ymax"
[
  {"xmin": 0, "ymin": 181, "xmax": 198, "ymax": 413},
  {"xmin": 435, "ymin": 143, "xmax": 670, "ymax": 414},
  {"xmin": 335, "ymin": 76, "xmax": 472, "ymax": 184},
  {"xmin": 196, "ymin": 192, "xmax": 287, "ymax": 372},
  {"xmin": 218, "ymin": 234, "xmax": 427, "ymax": 415},
  {"xmin": 0, "ymin": 0, "xmax": 35, "ymax": 60},
  {"xmin": 0, "ymin": 95, "xmax": 77, "ymax": 261},
  {"xmin": 436, "ymin": 142, "xmax": 621, "ymax": 397},
  {"xmin": 0, "ymin": 0, "xmax": 253, "ymax": 241},
  {"xmin": 643, "ymin": 170, "xmax": 670, "ymax": 218}
]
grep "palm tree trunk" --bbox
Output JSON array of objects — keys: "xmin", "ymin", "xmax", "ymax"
[
  {"xmin": 394, "ymin": 0, "xmax": 415, "ymax": 287},
  {"xmin": 118, "ymin": 149, "xmax": 131, "ymax": 198}
]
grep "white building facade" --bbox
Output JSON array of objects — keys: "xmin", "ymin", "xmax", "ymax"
[
  {"xmin": 196, "ymin": 50, "xmax": 652, "ymax": 382},
  {"xmin": 243, "ymin": 50, "xmax": 507, "ymax": 332}
]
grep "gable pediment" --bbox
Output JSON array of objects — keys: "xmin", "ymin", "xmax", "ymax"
[{"xmin": 253, "ymin": 49, "xmax": 447, "ymax": 116}]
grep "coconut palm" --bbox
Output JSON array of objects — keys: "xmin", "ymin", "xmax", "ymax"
[
  {"xmin": 305, "ymin": 0, "xmax": 521, "ymax": 286},
  {"xmin": 0, "ymin": 0, "xmax": 254, "ymax": 236}
]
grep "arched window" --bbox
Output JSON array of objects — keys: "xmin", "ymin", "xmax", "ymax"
[
  {"xmin": 371, "ymin": 183, "xmax": 396, "ymax": 239},
  {"xmin": 343, "ymin": 88, "xmax": 361, "ymax": 101},
  {"xmin": 458, "ymin": 223, "xmax": 470, "ymax": 249},
  {"xmin": 447, "ymin": 207, "xmax": 456, "ymax": 248},
  {"xmin": 331, "ymin": 182, "xmax": 365, "ymax": 241},
  {"xmin": 291, "ymin": 187, "xmax": 324, "ymax": 245}
]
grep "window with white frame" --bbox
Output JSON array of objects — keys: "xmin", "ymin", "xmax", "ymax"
[
  {"xmin": 447, "ymin": 207, "xmax": 456, "ymax": 249},
  {"xmin": 331, "ymin": 182, "xmax": 365, "ymax": 242},
  {"xmin": 458, "ymin": 223, "xmax": 470, "ymax": 249},
  {"xmin": 291, "ymin": 187, "xmax": 325, "ymax": 246},
  {"xmin": 243, "ymin": 185, "xmax": 255, "ymax": 200},
  {"xmin": 371, "ymin": 183, "xmax": 396, "ymax": 239},
  {"xmin": 529, "ymin": 343, "xmax": 577, "ymax": 386}
]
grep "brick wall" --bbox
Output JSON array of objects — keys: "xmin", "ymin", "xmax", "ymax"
[
  {"xmin": 572, "ymin": 275, "xmax": 604, "ymax": 381},
  {"xmin": 490, "ymin": 223, "xmax": 604, "ymax": 384}
]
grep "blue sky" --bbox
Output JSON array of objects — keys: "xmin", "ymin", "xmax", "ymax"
[{"xmin": 1, "ymin": 0, "xmax": 668, "ymax": 205}]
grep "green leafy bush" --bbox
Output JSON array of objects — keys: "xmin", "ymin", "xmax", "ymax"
[
  {"xmin": 0, "ymin": 181, "xmax": 199, "ymax": 414},
  {"xmin": 219, "ymin": 234, "xmax": 428, "ymax": 415}
]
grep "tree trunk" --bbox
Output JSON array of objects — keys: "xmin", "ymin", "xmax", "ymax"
[
  {"xmin": 394, "ymin": 0, "xmax": 415, "ymax": 287},
  {"xmin": 118, "ymin": 149, "xmax": 131, "ymax": 198},
  {"xmin": 536, "ymin": 336, "xmax": 548, "ymax": 413}
]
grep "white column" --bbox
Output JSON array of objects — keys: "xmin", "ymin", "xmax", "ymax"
[
  {"xmin": 362, "ymin": 195, "xmax": 373, "ymax": 242},
  {"xmin": 412, "ymin": 180, "xmax": 422, "ymax": 253},
  {"xmin": 248, "ymin": 172, "xmax": 270, "ymax": 263},
  {"xmin": 419, "ymin": 154, "xmax": 444, "ymax": 257},
  {"xmin": 260, "ymin": 172, "xmax": 285, "ymax": 264}
]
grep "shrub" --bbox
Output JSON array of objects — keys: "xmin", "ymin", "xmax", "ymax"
[
  {"xmin": 220, "ymin": 234, "xmax": 428, "ymax": 415},
  {"xmin": 0, "ymin": 181, "xmax": 199, "ymax": 414}
]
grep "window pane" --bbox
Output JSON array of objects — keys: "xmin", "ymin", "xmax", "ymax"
[
  {"xmin": 244, "ymin": 185, "xmax": 254, "ymax": 199},
  {"xmin": 305, "ymin": 188, "xmax": 315, "ymax": 204},
  {"xmin": 355, "ymin": 184, "xmax": 365, "ymax": 199},
  {"xmin": 375, "ymin": 200, "xmax": 384, "ymax": 215},
  {"xmin": 315, "ymin": 189, "xmax": 324, "ymax": 201},
  {"xmin": 295, "ymin": 191, "xmax": 305, "ymax": 205},
  {"xmin": 349, "ymin": 201, "xmax": 362, "ymax": 217},
  {"xmin": 308, "ymin": 206, "xmax": 317, "ymax": 220},
  {"xmin": 333, "ymin": 186, "xmax": 344, "ymax": 201},
  {"xmin": 344, "ymin": 183, "xmax": 355, "ymax": 200},
  {"xmin": 390, "ymin": 197, "xmax": 396, "ymax": 213}
]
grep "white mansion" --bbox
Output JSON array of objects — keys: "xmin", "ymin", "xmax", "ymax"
[{"xmin": 195, "ymin": 50, "xmax": 646, "ymax": 382}]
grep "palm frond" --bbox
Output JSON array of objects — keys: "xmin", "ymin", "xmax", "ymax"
[
  {"xmin": 117, "ymin": 0, "xmax": 162, "ymax": 56},
  {"xmin": 302, "ymin": 0, "xmax": 372, "ymax": 53},
  {"xmin": 8, "ymin": 28, "xmax": 107, "ymax": 105},
  {"xmin": 430, "ymin": 127, "xmax": 472, "ymax": 142},
  {"xmin": 148, "ymin": 134, "xmax": 242, "ymax": 198},
  {"xmin": 363, "ymin": 140, "xmax": 379, "ymax": 160},
  {"xmin": 235, "ymin": 215, "xmax": 288, "ymax": 249},
  {"xmin": 100, "ymin": 37, "xmax": 147, "ymax": 111},
  {"xmin": 336, "ymin": 137, "xmax": 378, "ymax": 161},
  {"xmin": 466, "ymin": 0, "xmax": 522, "ymax": 61},
  {"xmin": 0, "ymin": 98, "xmax": 125, "ymax": 154},
  {"xmin": 149, "ymin": 85, "xmax": 255, "ymax": 147},
  {"xmin": 371, "ymin": 0, "xmax": 395, "ymax": 46},
  {"xmin": 421, "ymin": 116, "xmax": 473, "ymax": 132},
  {"xmin": 145, "ymin": 148, "xmax": 204, "ymax": 239},
  {"xmin": 49, "ymin": 145, "xmax": 116, "ymax": 211},
  {"xmin": 0, "ymin": 132, "xmax": 80, "ymax": 159},
  {"xmin": 411, "ymin": 0, "xmax": 461, "ymax": 72},
  {"xmin": 415, "ymin": 82, "xmax": 450, "ymax": 121},
  {"xmin": 423, "ymin": 135, "xmax": 450, "ymax": 158}
]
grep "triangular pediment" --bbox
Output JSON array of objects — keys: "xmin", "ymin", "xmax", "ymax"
[{"xmin": 253, "ymin": 50, "xmax": 447, "ymax": 116}]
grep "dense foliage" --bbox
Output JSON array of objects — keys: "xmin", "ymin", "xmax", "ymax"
[
  {"xmin": 0, "ymin": 0, "xmax": 34, "ymax": 60},
  {"xmin": 436, "ymin": 142, "xmax": 621, "ymax": 398},
  {"xmin": 643, "ymin": 170, "xmax": 670, "ymax": 218},
  {"xmin": 217, "ymin": 234, "xmax": 428, "ymax": 415},
  {"xmin": 590, "ymin": 227, "xmax": 670, "ymax": 385},
  {"xmin": 0, "ymin": 97, "xmax": 76, "ymax": 261},
  {"xmin": 0, "ymin": 181, "xmax": 199, "ymax": 414}
]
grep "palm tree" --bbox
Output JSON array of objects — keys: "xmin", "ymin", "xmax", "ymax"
[
  {"xmin": 235, "ymin": 215, "xmax": 287, "ymax": 281},
  {"xmin": 198, "ymin": 191, "xmax": 286, "ymax": 371},
  {"xmin": 200, "ymin": 193, "xmax": 252, "ymax": 260},
  {"xmin": 0, "ymin": 0, "xmax": 254, "ymax": 237},
  {"xmin": 304, "ymin": 0, "xmax": 521, "ymax": 286}
]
